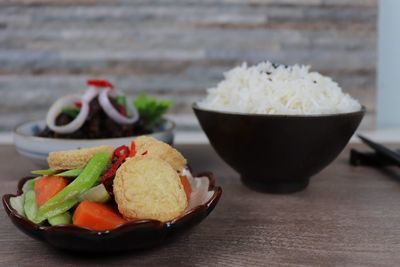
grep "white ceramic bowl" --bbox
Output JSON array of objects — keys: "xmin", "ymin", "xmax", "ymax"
[{"xmin": 14, "ymin": 120, "xmax": 175, "ymax": 167}]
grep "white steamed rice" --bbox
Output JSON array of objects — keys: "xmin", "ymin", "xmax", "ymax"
[{"xmin": 197, "ymin": 61, "xmax": 361, "ymax": 115}]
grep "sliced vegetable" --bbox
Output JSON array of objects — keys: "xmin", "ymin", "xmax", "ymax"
[
  {"xmin": 81, "ymin": 86, "xmax": 99, "ymax": 102},
  {"xmin": 87, "ymin": 79, "xmax": 114, "ymax": 89},
  {"xmin": 34, "ymin": 175, "xmax": 68, "ymax": 207},
  {"xmin": 188, "ymin": 177, "xmax": 210, "ymax": 209},
  {"xmin": 10, "ymin": 195, "xmax": 25, "ymax": 217},
  {"xmin": 74, "ymin": 101, "xmax": 82, "ymax": 108},
  {"xmin": 101, "ymin": 159, "xmax": 124, "ymax": 183},
  {"xmin": 98, "ymin": 89, "xmax": 139, "ymax": 124},
  {"xmin": 36, "ymin": 198, "xmax": 78, "ymax": 223},
  {"xmin": 117, "ymin": 106, "xmax": 127, "ymax": 116},
  {"xmin": 115, "ymin": 95, "xmax": 127, "ymax": 107},
  {"xmin": 80, "ymin": 184, "xmax": 110, "ymax": 203},
  {"xmin": 61, "ymin": 107, "xmax": 80, "ymax": 118},
  {"xmin": 181, "ymin": 166, "xmax": 195, "ymax": 187},
  {"xmin": 114, "ymin": 95, "xmax": 127, "ymax": 116},
  {"xmin": 24, "ymin": 190, "xmax": 38, "ymax": 222},
  {"xmin": 55, "ymin": 169, "xmax": 82, "ymax": 177},
  {"xmin": 101, "ymin": 145, "xmax": 129, "ymax": 194},
  {"xmin": 180, "ymin": 175, "xmax": 192, "ymax": 201},
  {"xmin": 36, "ymin": 152, "xmax": 111, "ymax": 222},
  {"xmin": 129, "ymin": 141, "xmax": 136, "ymax": 157},
  {"xmin": 73, "ymin": 201, "xmax": 126, "ymax": 231},
  {"xmin": 48, "ymin": 212, "xmax": 72, "ymax": 226},
  {"xmin": 46, "ymin": 95, "xmax": 90, "ymax": 134},
  {"xmin": 31, "ymin": 169, "xmax": 57, "ymax": 176},
  {"xmin": 22, "ymin": 178, "xmax": 38, "ymax": 193},
  {"xmin": 134, "ymin": 95, "xmax": 172, "ymax": 127},
  {"xmin": 114, "ymin": 145, "xmax": 130, "ymax": 159},
  {"xmin": 101, "ymin": 145, "xmax": 129, "ymax": 183}
]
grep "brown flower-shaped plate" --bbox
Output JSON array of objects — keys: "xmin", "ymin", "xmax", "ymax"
[{"xmin": 2, "ymin": 172, "xmax": 222, "ymax": 252}]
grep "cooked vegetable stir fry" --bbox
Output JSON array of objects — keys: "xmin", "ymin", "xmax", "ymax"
[{"xmin": 8, "ymin": 137, "xmax": 213, "ymax": 231}]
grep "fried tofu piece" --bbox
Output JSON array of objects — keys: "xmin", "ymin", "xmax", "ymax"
[
  {"xmin": 113, "ymin": 157, "xmax": 187, "ymax": 222},
  {"xmin": 47, "ymin": 145, "xmax": 114, "ymax": 170},
  {"xmin": 133, "ymin": 136, "xmax": 186, "ymax": 173}
]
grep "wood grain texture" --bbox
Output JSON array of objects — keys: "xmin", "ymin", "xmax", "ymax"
[
  {"xmin": 1, "ymin": 143, "xmax": 400, "ymax": 266},
  {"xmin": 0, "ymin": 0, "xmax": 377, "ymax": 132}
]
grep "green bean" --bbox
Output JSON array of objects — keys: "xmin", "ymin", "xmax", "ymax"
[
  {"xmin": 31, "ymin": 169, "xmax": 57, "ymax": 176},
  {"xmin": 35, "ymin": 152, "xmax": 111, "ymax": 222},
  {"xmin": 48, "ymin": 212, "xmax": 72, "ymax": 226},
  {"xmin": 55, "ymin": 169, "xmax": 82, "ymax": 178},
  {"xmin": 24, "ymin": 190, "xmax": 38, "ymax": 223}
]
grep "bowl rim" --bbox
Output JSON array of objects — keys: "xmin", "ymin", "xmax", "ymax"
[
  {"xmin": 13, "ymin": 119, "xmax": 176, "ymax": 142},
  {"xmin": 193, "ymin": 102, "xmax": 366, "ymax": 118},
  {"xmin": 2, "ymin": 171, "xmax": 222, "ymax": 236}
]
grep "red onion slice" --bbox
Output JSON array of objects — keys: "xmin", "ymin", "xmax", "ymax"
[
  {"xmin": 82, "ymin": 87, "xmax": 99, "ymax": 102},
  {"xmin": 98, "ymin": 89, "xmax": 139, "ymax": 124},
  {"xmin": 46, "ymin": 95, "xmax": 89, "ymax": 134},
  {"xmin": 45, "ymin": 88, "xmax": 99, "ymax": 134}
]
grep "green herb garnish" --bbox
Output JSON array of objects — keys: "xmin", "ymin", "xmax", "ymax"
[
  {"xmin": 114, "ymin": 95, "xmax": 127, "ymax": 108},
  {"xmin": 133, "ymin": 95, "xmax": 172, "ymax": 127},
  {"xmin": 61, "ymin": 107, "xmax": 80, "ymax": 118}
]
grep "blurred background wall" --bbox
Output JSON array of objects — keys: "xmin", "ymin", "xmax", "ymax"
[{"xmin": 0, "ymin": 0, "xmax": 377, "ymax": 133}]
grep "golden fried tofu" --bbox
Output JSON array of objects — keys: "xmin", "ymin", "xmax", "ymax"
[
  {"xmin": 47, "ymin": 145, "xmax": 114, "ymax": 170},
  {"xmin": 113, "ymin": 157, "xmax": 187, "ymax": 222},
  {"xmin": 133, "ymin": 136, "xmax": 186, "ymax": 173}
]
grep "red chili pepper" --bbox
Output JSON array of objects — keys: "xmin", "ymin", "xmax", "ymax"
[
  {"xmin": 141, "ymin": 150, "xmax": 148, "ymax": 156},
  {"xmin": 74, "ymin": 101, "xmax": 82, "ymax": 108},
  {"xmin": 87, "ymin": 79, "xmax": 114, "ymax": 89},
  {"xmin": 117, "ymin": 105, "xmax": 127, "ymax": 116},
  {"xmin": 130, "ymin": 141, "xmax": 136, "ymax": 157},
  {"xmin": 100, "ymin": 145, "xmax": 129, "ymax": 185},
  {"xmin": 114, "ymin": 145, "xmax": 129, "ymax": 160},
  {"xmin": 100, "ymin": 157, "xmax": 124, "ymax": 184}
]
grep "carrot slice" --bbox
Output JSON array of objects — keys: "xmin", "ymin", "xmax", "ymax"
[
  {"xmin": 73, "ymin": 201, "xmax": 126, "ymax": 231},
  {"xmin": 180, "ymin": 175, "xmax": 192, "ymax": 201},
  {"xmin": 34, "ymin": 175, "xmax": 68, "ymax": 207}
]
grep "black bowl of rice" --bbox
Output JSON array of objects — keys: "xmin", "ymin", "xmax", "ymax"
[{"xmin": 193, "ymin": 62, "xmax": 365, "ymax": 193}]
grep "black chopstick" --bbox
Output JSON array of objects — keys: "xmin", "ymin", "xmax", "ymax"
[
  {"xmin": 358, "ymin": 134, "xmax": 400, "ymax": 167},
  {"xmin": 350, "ymin": 149, "xmax": 398, "ymax": 167}
]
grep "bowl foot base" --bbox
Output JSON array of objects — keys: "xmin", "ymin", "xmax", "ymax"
[{"xmin": 241, "ymin": 176, "xmax": 309, "ymax": 194}]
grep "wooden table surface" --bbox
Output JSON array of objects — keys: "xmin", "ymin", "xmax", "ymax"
[{"xmin": 1, "ymin": 144, "xmax": 400, "ymax": 266}]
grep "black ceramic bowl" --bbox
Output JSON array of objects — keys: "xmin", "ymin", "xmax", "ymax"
[
  {"xmin": 193, "ymin": 104, "xmax": 365, "ymax": 193},
  {"xmin": 3, "ymin": 173, "xmax": 222, "ymax": 252}
]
